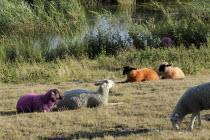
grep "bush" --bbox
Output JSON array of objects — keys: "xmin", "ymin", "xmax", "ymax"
[{"xmin": 151, "ymin": 0, "xmax": 210, "ymax": 48}]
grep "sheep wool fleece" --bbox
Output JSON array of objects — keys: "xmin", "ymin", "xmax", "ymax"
[
  {"xmin": 172, "ymin": 82, "xmax": 210, "ymax": 117},
  {"xmin": 127, "ymin": 68, "xmax": 159, "ymax": 82}
]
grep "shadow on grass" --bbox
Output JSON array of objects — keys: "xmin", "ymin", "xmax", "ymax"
[
  {"xmin": 0, "ymin": 111, "xmax": 17, "ymax": 116},
  {"xmin": 45, "ymin": 128, "xmax": 161, "ymax": 140},
  {"xmin": 51, "ymin": 108, "xmax": 59, "ymax": 112}
]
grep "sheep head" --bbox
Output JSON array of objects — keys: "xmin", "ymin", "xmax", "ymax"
[
  {"xmin": 123, "ymin": 66, "xmax": 137, "ymax": 75},
  {"xmin": 159, "ymin": 62, "xmax": 172, "ymax": 72},
  {"xmin": 169, "ymin": 113, "xmax": 183, "ymax": 130},
  {"xmin": 94, "ymin": 80, "xmax": 114, "ymax": 89},
  {"xmin": 49, "ymin": 89, "xmax": 63, "ymax": 102}
]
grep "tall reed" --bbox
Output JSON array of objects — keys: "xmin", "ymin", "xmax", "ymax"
[{"xmin": 0, "ymin": 0, "xmax": 87, "ymax": 35}]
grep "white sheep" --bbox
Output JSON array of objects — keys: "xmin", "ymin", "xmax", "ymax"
[
  {"xmin": 159, "ymin": 62, "xmax": 185, "ymax": 79},
  {"xmin": 169, "ymin": 82, "xmax": 210, "ymax": 131},
  {"xmin": 57, "ymin": 80, "xmax": 123, "ymax": 110}
]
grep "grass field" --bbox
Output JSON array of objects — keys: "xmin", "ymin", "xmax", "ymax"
[{"xmin": 1, "ymin": 73, "xmax": 210, "ymax": 140}]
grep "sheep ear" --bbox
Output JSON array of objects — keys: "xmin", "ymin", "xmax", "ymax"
[
  {"xmin": 131, "ymin": 67, "xmax": 137, "ymax": 70},
  {"xmin": 168, "ymin": 63, "xmax": 173, "ymax": 66},
  {"xmin": 94, "ymin": 83, "xmax": 101, "ymax": 86},
  {"xmin": 51, "ymin": 92, "xmax": 55, "ymax": 98}
]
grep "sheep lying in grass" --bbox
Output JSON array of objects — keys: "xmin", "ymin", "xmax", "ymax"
[
  {"xmin": 16, "ymin": 89, "xmax": 63, "ymax": 113},
  {"xmin": 57, "ymin": 80, "xmax": 123, "ymax": 110},
  {"xmin": 169, "ymin": 82, "xmax": 210, "ymax": 131},
  {"xmin": 122, "ymin": 66, "xmax": 159, "ymax": 83},
  {"xmin": 159, "ymin": 62, "xmax": 185, "ymax": 79}
]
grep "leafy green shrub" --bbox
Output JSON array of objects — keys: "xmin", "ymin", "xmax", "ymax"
[{"xmin": 129, "ymin": 22, "xmax": 160, "ymax": 49}]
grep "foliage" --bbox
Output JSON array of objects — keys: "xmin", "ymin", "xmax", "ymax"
[
  {"xmin": 151, "ymin": 0, "xmax": 210, "ymax": 48},
  {"xmin": 0, "ymin": 0, "xmax": 87, "ymax": 35}
]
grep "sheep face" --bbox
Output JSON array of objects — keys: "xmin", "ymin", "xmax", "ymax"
[
  {"xmin": 170, "ymin": 114, "xmax": 183, "ymax": 130},
  {"xmin": 51, "ymin": 89, "xmax": 63, "ymax": 102},
  {"xmin": 123, "ymin": 66, "xmax": 137, "ymax": 75},
  {"xmin": 159, "ymin": 63, "xmax": 172, "ymax": 72},
  {"xmin": 105, "ymin": 80, "xmax": 114, "ymax": 89}
]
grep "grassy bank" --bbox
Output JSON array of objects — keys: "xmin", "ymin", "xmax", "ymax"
[{"xmin": 0, "ymin": 46, "xmax": 210, "ymax": 84}]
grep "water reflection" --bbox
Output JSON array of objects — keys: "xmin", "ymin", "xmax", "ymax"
[{"xmin": 34, "ymin": 17, "xmax": 135, "ymax": 51}]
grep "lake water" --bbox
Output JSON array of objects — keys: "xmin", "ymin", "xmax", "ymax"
[{"xmin": 35, "ymin": 1, "xmax": 190, "ymax": 51}]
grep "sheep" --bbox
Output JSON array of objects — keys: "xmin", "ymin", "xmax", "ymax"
[
  {"xmin": 160, "ymin": 37, "xmax": 173, "ymax": 47},
  {"xmin": 16, "ymin": 88, "xmax": 63, "ymax": 113},
  {"xmin": 122, "ymin": 66, "xmax": 159, "ymax": 83},
  {"xmin": 56, "ymin": 80, "xmax": 123, "ymax": 110},
  {"xmin": 159, "ymin": 62, "xmax": 185, "ymax": 79},
  {"xmin": 169, "ymin": 82, "xmax": 210, "ymax": 131}
]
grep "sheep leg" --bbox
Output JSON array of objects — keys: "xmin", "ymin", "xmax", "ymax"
[
  {"xmin": 187, "ymin": 112, "xmax": 198, "ymax": 131},
  {"xmin": 197, "ymin": 112, "xmax": 202, "ymax": 126}
]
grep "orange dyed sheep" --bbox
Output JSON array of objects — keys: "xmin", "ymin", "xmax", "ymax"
[
  {"xmin": 159, "ymin": 62, "xmax": 185, "ymax": 79},
  {"xmin": 122, "ymin": 66, "xmax": 159, "ymax": 82}
]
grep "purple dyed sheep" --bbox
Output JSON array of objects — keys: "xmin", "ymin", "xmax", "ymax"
[
  {"xmin": 16, "ymin": 89, "xmax": 63, "ymax": 113},
  {"xmin": 161, "ymin": 37, "xmax": 173, "ymax": 47}
]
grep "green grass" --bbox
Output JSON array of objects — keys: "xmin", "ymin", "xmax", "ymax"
[{"xmin": 1, "ymin": 74, "xmax": 210, "ymax": 139}]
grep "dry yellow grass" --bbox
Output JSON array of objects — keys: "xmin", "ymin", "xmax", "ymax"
[{"xmin": 1, "ymin": 74, "xmax": 210, "ymax": 139}]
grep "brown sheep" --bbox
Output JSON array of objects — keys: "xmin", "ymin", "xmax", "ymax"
[
  {"xmin": 122, "ymin": 66, "xmax": 159, "ymax": 82},
  {"xmin": 159, "ymin": 62, "xmax": 185, "ymax": 79}
]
